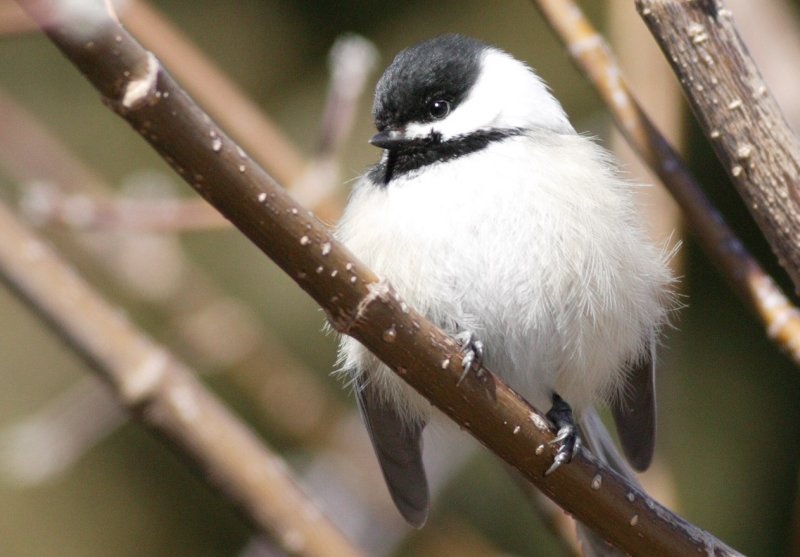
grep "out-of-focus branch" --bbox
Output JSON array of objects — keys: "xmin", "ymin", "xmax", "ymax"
[
  {"xmin": 21, "ymin": 187, "xmax": 229, "ymax": 231},
  {"xmin": 0, "ymin": 377, "xmax": 125, "ymax": 486},
  {"xmin": 290, "ymin": 34, "xmax": 378, "ymax": 222},
  {"xmin": 0, "ymin": 200, "xmax": 363, "ymax": 557},
  {"xmin": 0, "ymin": 85, "xmax": 441, "ymax": 556},
  {"xmin": 0, "ymin": 89, "xmax": 107, "ymax": 193},
  {"xmin": 607, "ymin": 2, "xmax": 683, "ymax": 256},
  {"xmin": 637, "ymin": 0, "xmax": 800, "ymax": 294},
  {"xmin": 15, "ymin": 1, "xmax": 741, "ymax": 554},
  {"xmin": 0, "ymin": 56, "xmax": 466, "ymax": 557},
  {"xmin": 121, "ymin": 0, "xmax": 303, "ymax": 186},
  {"xmin": 15, "ymin": 31, "xmax": 374, "ymax": 232},
  {"xmin": 0, "ymin": 0, "xmax": 36, "ymax": 35},
  {"xmin": 531, "ymin": 0, "xmax": 800, "ymax": 365},
  {"xmin": 0, "ymin": 0, "xmax": 307, "ymax": 186}
]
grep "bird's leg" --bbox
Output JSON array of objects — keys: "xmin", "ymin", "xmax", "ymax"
[
  {"xmin": 454, "ymin": 330, "xmax": 485, "ymax": 385},
  {"xmin": 545, "ymin": 393, "xmax": 580, "ymax": 475}
]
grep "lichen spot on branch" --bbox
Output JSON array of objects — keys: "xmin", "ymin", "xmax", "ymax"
[
  {"xmin": 122, "ymin": 51, "xmax": 159, "ymax": 110},
  {"xmin": 120, "ymin": 349, "xmax": 169, "ymax": 405},
  {"xmin": 330, "ymin": 278, "xmax": 392, "ymax": 335}
]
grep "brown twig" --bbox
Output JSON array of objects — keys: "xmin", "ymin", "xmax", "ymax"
[
  {"xmin": 0, "ymin": 77, "xmax": 458, "ymax": 557},
  {"xmin": 0, "ymin": 84, "xmax": 409, "ymax": 553},
  {"xmin": 0, "ymin": 0, "xmax": 36, "ymax": 35},
  {"xmin": 13, "ymin": 1, "xmax": 743, "ymax": 554},
  {"xmin": 121, "ymin": 0, "xmax": 304, "ymax": 187},
  {"xmin": 607, "ymin": 1, "xmax": 684, "ymax": 256},
  {"xmin": 0, "ymin": 377, "xmax": 125, "ymax": 486},
  {"xmin": 532, "ymin": 0, "xmax": 800, "ymax": 366},
  {"xmin": 15, "ymin": 31, "xmax": 373, "ymax": 233},
  {"xmin": 0, "ymin": 199, "xmax": 363, "ymax": 557},
  {"xmin": 290, "ymin": 34, "xmax": 378, "ymax": 222},
  {"xmin": 21, "ymin": 187, "xmax": 229, "ymax": 231},
  {"xmin": 636, "ymin": 0, "xmax": 800, "ymax": 294}
]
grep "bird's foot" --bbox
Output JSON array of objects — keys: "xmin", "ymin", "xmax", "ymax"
[
  {"xmin": 544, "ymin": 393, "xmax": 581, "ymax": 476},
  {"xmin": 455, "ymin": 330, "xmax": 485, "ymax": 385}
]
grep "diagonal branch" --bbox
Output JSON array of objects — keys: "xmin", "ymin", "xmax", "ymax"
[
  {"xmin": 0, "ymin": 199, "xmax": 363, "ymax": 557},
  {"xmin": 0, "ymin": 85, "xmax": 444, "ymax": 555},
  {"xmin": 121, "ymin": 0, "xmax": 305, "ymax": 186},
  {"xmin": 14, "ymin": 0, "xmax": 742, "ymax": 554},
  {"xmin": 532, "ymin": 0, "xmax": 800, "ymax": 366},
  {"xmin": 636, "ymin": 0, "xmax": 800, "ymax": 294}
]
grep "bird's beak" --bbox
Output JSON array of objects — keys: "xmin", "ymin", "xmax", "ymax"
[{"xmin": 369, "ymin": 129, "xmax": 411, "ymax": 149}]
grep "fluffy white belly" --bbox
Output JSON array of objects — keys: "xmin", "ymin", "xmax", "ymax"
[{"xmin": 336, "ymin": 134, "xmax": 671, "ymax": 421}]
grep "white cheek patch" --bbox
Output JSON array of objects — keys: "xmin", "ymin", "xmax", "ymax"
[{"xmin": 403, "ymin": 89, "xmax": 501, "ymax": 142}]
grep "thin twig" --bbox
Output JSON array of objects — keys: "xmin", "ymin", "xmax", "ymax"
[
  {"xmin": 532, "ymin": 0, "xmax": 800, "ymax": 365},
  {"xmin": 121, "ymin": 0, "xmax": 304, "ymax": 187},
  {"xmin": 0, "ymin": 86, "xmax": 345, "ymax": 482},
  {"xmin": 637, "ymin": 0, "xmax": 800, "ymax": 294},
  {"xmin": 16, "ymin": 32, "xmax": 375, "ymax": 233},
  {"xmin": 14, "ymin": 1, "xmax": 742, "ymax": 553},
  {"xmin": 0, "ymin": 0, "xmax": 36, "ymax": 35},
  {"xmin": 21, "ymin": 187, "xmax": 229, "ymax": 231},
  {"xmin": 290, "ymin": 34, "xmax": 378, "ymax": 221},
  {"xmin": 0, "ymin": 378, "xmax": 125, "ymax": 486},
  {"xmin": 0, "ymin": 199, "xmax": 363, "ymax": 557},
  {"xmin": 0, "ymin": 83, "xmax": 464, "ymax": 557},
  {"xmin": 607, "ymin": 1, "xmax": 684, "ymax": 256}
]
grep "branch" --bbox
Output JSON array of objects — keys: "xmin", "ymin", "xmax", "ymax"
[
  {"xmin": 20, "ymin": 186, "xmax": 229, "ymax": 231},
  {"xmin": 0, "ymin": 32, "xmax": 478, "ymax": 557},
  {"xmin": 15, "ymin": 0, "xmax": 741, "ymax": 554},
  {"xmin": 532, "ymin": 0, "xmax": 800, "ymax": 367},
  {"xmin": 0, "ymin": 376, "xmax": 125, "ymax": 486},
  {"xmin": 0, "ymin": 0, "xmax": 35, "ymax": 35},
  {"xmin": 636, "ymin": 0, "xmax": 800, "ymax": 294},
  {"xmin": 727, "ymin": 0, "xmax": 800, "ymax": 129},
  {"xmin": 0, "ymin": 200, "xmax": 362, "ymax": 557},
  {"xmin": 121, "ymin": 0, "xmax": 305, "ymax": 186},
  {"xmin": 0, "ymin": 84, "xmax": 444, "ymax": 555},
  {"xmin": 15, "ymin": 31, "xmax": 373, "ymax": 233},
  {"xmin": 290, "ymin": 34, "xmax": 378, "ymax": 221}
]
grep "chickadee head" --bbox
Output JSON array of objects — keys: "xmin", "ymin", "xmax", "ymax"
[{"xmin": 370, "ymin": 34, "xmax": 573, "ymax": 151}]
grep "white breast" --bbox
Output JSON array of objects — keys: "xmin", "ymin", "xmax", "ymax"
[{"xmin": 336, "ymin": 132, "xmax": 673, "ymax": 423}]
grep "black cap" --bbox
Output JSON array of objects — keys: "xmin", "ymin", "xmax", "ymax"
[{"xmin": 372, "ymin": 34, "xmax": 486, "ymax": 132}]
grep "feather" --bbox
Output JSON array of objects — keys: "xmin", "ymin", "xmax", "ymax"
[
  {"xmin": 354, "ymin": 374, "xmax": 429, "ymax": 527},
  {"xmin": 610, "ymin": 340, "xmax": 657, "ymax": 471}
]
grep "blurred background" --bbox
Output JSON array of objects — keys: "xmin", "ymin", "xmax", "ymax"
[{"xmin": 0, "ymin": 0, "xmax": 799, "ymax": 555}]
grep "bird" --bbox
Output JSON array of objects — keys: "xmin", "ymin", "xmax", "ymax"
[{"xmin": 335, "ymin": 34, "xmax": 674, "ymax": 531}]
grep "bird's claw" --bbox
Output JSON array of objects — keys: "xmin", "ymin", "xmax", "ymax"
[
  {"xmin": 456, "ymin": 331, "xmax": 484, "ymax": 385},
  {"xmin": 544, "ymin": 394, "xmax": 580, "ymax": 476}
]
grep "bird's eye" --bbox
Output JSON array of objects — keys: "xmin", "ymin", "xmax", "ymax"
[{"xmin": 428, "ymin": 99, "xmax": 451, "ymax": 120}]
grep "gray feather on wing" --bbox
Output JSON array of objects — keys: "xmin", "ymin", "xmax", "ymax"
[
  {"xmin": 610, "ymin": 342, "xmax": 656, "ymax": 472},
  {"xmin": 354, "ymin": 376, "xmax": 430, "ymax": 527}
]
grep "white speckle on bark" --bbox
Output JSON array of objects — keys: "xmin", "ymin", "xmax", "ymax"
[
  {"xmin": 529, "ymin": 412, "xmax": 549, "ymax": 432},
  {"xmin": 168, "ymin": 384, "xmax": 200, "ymax": 423},
  {"xmin": 121, "ymin": 350, "xmax": 168, "ymax": 402},
  {"xmin": 122, "ymin": 51, "xmax": 159, "ymax": 109},
  {"xmin": 735, "ymin": 143, "xmax": 754, "ymax": 160}
]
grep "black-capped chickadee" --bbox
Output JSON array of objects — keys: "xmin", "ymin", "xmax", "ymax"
[{"xmin": 336, "ymin": 34, "xmax": 674, "ymax": 529}]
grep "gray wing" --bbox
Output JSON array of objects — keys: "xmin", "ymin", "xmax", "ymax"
[
  {"xmin": 354, "ymin": 376, "xmax": 430, "ymax": 527},
  {"xmin": 609, "ymin": 344, "xmax": 656, "ymax": 471}
]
